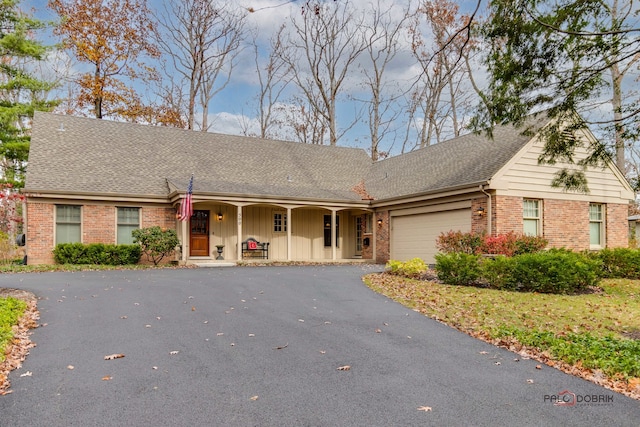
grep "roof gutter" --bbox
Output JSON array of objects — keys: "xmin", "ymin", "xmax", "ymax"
[{"xmin": 370, "ymin": 181, "xmax": 489, "ymax": 208}]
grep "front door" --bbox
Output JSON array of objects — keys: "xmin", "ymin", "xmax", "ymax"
[
  {"xmin": 190, "ymin": 210, "xmax": 210, "ymax": 257},
  {"xmin": 355, "ymin": 216, "xmax": 363, "ymax": 256}
]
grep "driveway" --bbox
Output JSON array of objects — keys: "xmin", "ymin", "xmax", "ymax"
[{"xmin": 1, "ymin": 266, "xmax": 638, "ymax": 426}]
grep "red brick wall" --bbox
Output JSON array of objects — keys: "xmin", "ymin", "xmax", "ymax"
[
  {"xmin": 25, "ymin": 201, "xmax": 178, "ymax": 265},
  {"xmin": 143, "ymin": 207, "xmax": 176, "ymax": 229},
  {"xmin": 26, "ymin": 202, "xmax": 55, "ymax": 264},
  {"xmin": 83, "ymin": 205, "xmax": 115, "ymax": 243},
  {"xmin": 492, "ymin": 197, "xmax": 629, "ymax": 250},
  {"xmin": 375, "ymin": 210, "xmax": 390, "ymax": 264},
  {"xmin": 542, "ymin": 199, "xmax": 589, "ymax": 250},
  {"xmin": 606, "ymin": 203, "xmax": 629, "ymax": 248},
  {"xmin": 494, "ymin": 196, "xmax": 523, "ymax": 235}
]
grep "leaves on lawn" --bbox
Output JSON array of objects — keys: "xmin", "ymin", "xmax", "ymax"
[{"xmin": 104, "ymin": 354, "xmax": 125, "ymax": 360}]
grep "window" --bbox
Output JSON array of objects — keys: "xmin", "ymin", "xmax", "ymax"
[
  {"xmin": 523, "ymin": 199, "xmax": 541, "ymax": 236},
  {"xmin": 117, "ymin": 207, "xmax": 140, "ymax": 244},
  {"xmin": 274, "ymin": 212, "xmax": 287, "ymax": 232},
  {"xmin": 589, "ymin": 204, "xmax": 604, "ymax": 247},
  {"xmin": 56, "ymin": 205, "xmax": 81, "ymax": 244},
  {"xmin": 323, "ymin": 215, "xmax": 339, "ymax": 247},
  {"xmin": 364, "ymin": 213, "xmax": 372, "ymax": 234}
]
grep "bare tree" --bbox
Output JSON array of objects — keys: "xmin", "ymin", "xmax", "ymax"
[
  {"xmin": 359, "ymin": 2, "xmax": 411, "ymax": 160},
  {"xmin": 155, "ymin": 0, "xmax": 246, "ymax": 130},
  {"xmin": 278, "ymin": 1, "xmax": 368, "ymax": 145},
  {"xmin": 406, "ymin": 0, "xmax": 478, "ymax": 150},
  {"xmin": 248, "ymin": 25, "xmax": 292, "ymax": 139}
]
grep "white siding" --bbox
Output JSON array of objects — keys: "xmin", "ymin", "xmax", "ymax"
[{"xmin": 493, "ymin": 136, "xmax": 634, "ymax": 201}]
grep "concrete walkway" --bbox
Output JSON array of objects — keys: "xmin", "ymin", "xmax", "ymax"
[{"xmin": 1, "ymin": 265, "xmax": 638, "ymax": 426}]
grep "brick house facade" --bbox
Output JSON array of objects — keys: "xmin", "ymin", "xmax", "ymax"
[{"xmin": 23, "ymin": 112, "xmax": 635, "ymax": 265}]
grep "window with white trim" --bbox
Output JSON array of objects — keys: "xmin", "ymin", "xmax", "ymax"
[
  {"xmin": 274, "ymin": 212, "xmax": 287, "ymax": 232},
  {"xmin": 589, "ymin": 204, "xmax": 604, "ymax": 247},
  {"xmin": 523, "ymin": 199, "xmax": 541, "ymax": 236},
  {"xmin": 117, "ymin": 207, "xmax": 140, "ymax": 244},
  {"xmin": 56, "ymin": 205, "xmax": 81, "ymax": 244}
]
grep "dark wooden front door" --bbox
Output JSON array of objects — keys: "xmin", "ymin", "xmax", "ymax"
[{"xmin": 190, "ymin": 210, "xmax": 209, "ymax": 257}]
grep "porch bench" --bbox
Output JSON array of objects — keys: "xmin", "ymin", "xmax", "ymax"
[{"xmin": 241, "ymin": 238, "xmax": 269, "ymax": 259}]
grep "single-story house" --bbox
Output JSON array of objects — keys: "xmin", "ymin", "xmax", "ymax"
[{"xmin": 23, "ymin": 112, "xmax": 635, "ymax": 265}]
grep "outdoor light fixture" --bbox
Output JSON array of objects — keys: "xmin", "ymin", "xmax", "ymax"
[
  {"xmin": 377, "ymin": 218, "xmax": 383, "ymax": 226},
  {"xmin": 217, "ymin": 212, "xmax": 223, "ymax": 221},
  {"xmin": 475, "ymin": 207, "xmax": 486, "ymax": 217}
]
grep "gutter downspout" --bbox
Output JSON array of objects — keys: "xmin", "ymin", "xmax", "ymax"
[{"xmin": 480, "ymin": 184, "xmax": 492, "ymax": 235}]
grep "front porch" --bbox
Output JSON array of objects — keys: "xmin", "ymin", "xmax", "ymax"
[{"xmin": 176, "ymin": 202, "xmax": 375, "ymax": 264}]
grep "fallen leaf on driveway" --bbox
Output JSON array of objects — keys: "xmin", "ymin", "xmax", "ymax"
[
  {"xmin": 104, "ymin": 354, "xmax": 125, "ymax": 360},
  {"xmin": 216, "ymin": 333, "xmax": 224, "ymax": 336},
  {"xmin": 417, "ymin": 406, "xmax": 432, "ymax": 412},
  {"xmin": 337, "ymin": 365, "xmax": 351, "ymax": 371},
  {"xmin": 67, "ymin": 365, "xmax": 74, "ymax": 370},
  {"xmin": 120, "ymin": 316, "xmax": 127, "ymax": 319},
  {"xmin": 19, "ymin": 371, "xmax": 32, "ymax": 377},
  {"xmin": 527, "ymin": 379, "xmax": 534, "ymax": 384},
  {"xmin": 479, "ymin": 351, "xmax": 488, "ymax": 355},
  {"xmin": 319, "ymin": 350, "xmax": 326, "ymax": 354},
  {"xmin": 102, "ymin": 376, "xmax": 112, "ymax": 381},
  {"xmin": 250, "ymin": 395, "xmax": 259, "ymax": 401},
  {"xmin": 274, "ymin": 343, "xmax": 288, "ymax": 350},
  {"xmin": 192, "ymin": 306, "xmax": 196, "ymax": 311},
  {"xmin": 535, "ymin": 365, "xmax": 542, "ymax": 370},
  {"xmin": 169, "ymin": 351, "xmax": 179, "ymax": 355},
  {"xmin": 375, "ymin": 329, "xmax": 382, "ymax": 333},
  {"xmin": 298, "ymin": 319, "xmax": 304, "ymax": 323}
]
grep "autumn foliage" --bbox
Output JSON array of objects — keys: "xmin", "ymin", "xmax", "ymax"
[
  {"xmin": 436, "ymin": 230, "xmax": 548, "ymax": 256},
  {"xmin": 49, "ymin": 0, "xmax": 180, "ymax": 125}
]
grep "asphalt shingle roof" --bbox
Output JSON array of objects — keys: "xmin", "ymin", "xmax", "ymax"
[{"xmin": 25, "ymin": 112, "xmax": 541, "ymax": 203}]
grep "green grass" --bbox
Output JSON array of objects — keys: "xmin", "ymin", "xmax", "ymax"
[
  {"xmin": 0, "ymin": 263, "xmax": 162, "ymax": 273},
  {"xmin": 0, "ymin": 297, "xmax": 27, "ymax": 362},
  {"xmin": 365, "ymin": 274, "xmax": 640, "ymax": 381}
]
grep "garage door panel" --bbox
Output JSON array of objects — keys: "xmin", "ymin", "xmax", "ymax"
[{"xmin": 391, "ymin": 209, "xmax": 470, "ymax": 264}]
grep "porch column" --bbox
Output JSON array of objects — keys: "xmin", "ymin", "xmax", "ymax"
[
  {"xmin": 286, "ymin": 207, "xmax": 292, "ymax": 261},
  {"xmin": 236, "ymin": 206, "xmax": 243, "ymax": 261},
  {"xmin": 332, "ymin": 210, "xmax": 337, "ymax": 261},
  {"xmin": 181, "ymin": 218, "xmax": 188, "ymax": 262}
]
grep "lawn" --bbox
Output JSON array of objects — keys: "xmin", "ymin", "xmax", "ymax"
[
  {"xmin": 364, "ymin": 273, "xmax": 640, "ymax": 399},
  {"xmin": 0, "ymin": 296, "xmax": 27, "ymax": 362}
]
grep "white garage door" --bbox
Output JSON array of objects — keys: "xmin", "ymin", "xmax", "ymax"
[{"xmin": 391, "ymin": 208, "xmax": 471, "ymax": 264}]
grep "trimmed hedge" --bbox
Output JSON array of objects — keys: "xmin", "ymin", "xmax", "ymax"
[
  {"xmin": 435, "ymin": 249, "xmax": 601, "ymax": 294},
  {"xmin": 53, "ymin": 243, "xmax": 141, "ymax": 265},
  {"xmin": 436, "ymin": 230, "xmax": 547, "ymax": 256},
  {"xmin": 591, "ymin": 248, "xmax": 640, "ymax": 279}
]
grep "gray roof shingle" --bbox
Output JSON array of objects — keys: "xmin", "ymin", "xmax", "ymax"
[{"xmin": 25, "ymin": 112, "xmax": 542, "ymax": 203}]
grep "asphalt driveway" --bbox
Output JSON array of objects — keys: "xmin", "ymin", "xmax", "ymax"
[{"xmin": 1, "ymin": 265, "xmax": 638, "ymax": 426}]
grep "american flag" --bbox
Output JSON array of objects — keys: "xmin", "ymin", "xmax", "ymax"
[{"xmin": 178, "ymin": 175, "xmax": 193, "ymax": 221}]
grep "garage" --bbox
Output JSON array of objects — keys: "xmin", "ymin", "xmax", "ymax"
[{"xmin": 390, "ymin": 208, "xmax": 471, "ymax": 264}]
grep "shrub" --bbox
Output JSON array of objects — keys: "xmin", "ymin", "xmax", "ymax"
[
  {"xmin": 479, "ymin": 255, "xmax": 516, "ymax": 290},
  {"xmin": 436, "ymin": 230, "xmax": 483, "ymax": 254},
  {"xmin": 593, "ymin": 248, "xmax": 640, "ymax": 279},
  {"xmin": 434, "ymin": 252, "xmax": 481, "ymax": 286},
  {"xmin": 385, "ymin": 258, "xmax": 427, "ymax": 278},
  {"xmin": 436, "ymin": 230, "xmax": 547, "ymax": 256},
  {"xmin": 53, "ymin": 243, "xmax": 141, "ymax": 265},
  {"xmin": 499, "ymin": 249, "xmax": 600, "ymax": 294},
  {"xmin": 132, "ymin": 226, "xmax": 179, "ymax": 265}
]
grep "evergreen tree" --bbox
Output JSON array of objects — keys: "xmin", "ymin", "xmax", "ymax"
[{"xmin": 0, "ymin": 0, "xmax": 57, "ymax": 187}]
